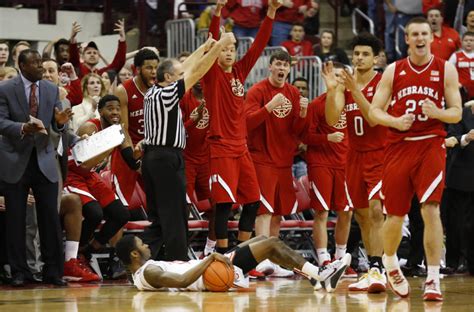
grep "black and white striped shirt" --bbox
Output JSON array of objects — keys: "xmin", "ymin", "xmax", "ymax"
[{"xmin": 144, "ymin": 79, "xmax": 186, "ymax": 148}]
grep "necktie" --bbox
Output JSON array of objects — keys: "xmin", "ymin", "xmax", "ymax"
[{"xmin": 30, "ymin": 83, "xmax": 38, "ymax": 117}]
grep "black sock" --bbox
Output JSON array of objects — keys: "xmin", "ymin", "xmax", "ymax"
[
  {"xmin": 370, "ymin": 256, "xmax": 383, "ymax": 270},
  {"xmin": 216, "ymin": 247, "xmax": 228, "ymax": 254}
]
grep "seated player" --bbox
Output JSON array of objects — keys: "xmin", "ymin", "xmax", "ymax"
[
  {"xmin": 63, "ymin": 95, "xmax": 139, "ymax": 260},
  {"xmin": 116, "ymin": 235, "xmax": 352, "ymax": 292}
]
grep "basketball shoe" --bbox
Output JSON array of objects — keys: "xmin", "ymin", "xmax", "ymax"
[
  {"xmin": 367, "ymin": 267, "xmax": 386, "ymax": 293},
  {"xmin": 348, "ymin": 273, "xmax": 369, "ymax": 291},
  {"xmin": 319, "ymin": 254, "xmax": 351, "ymax": 292},
  {"xmin": 423, "ymin": 279, "xmax": 443, "ymax": 301},
  {"xmin": 64, "ymin": 258, "xmax": 101, "ymax": 282}
]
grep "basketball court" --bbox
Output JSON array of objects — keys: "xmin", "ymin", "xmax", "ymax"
[{"xmin": 1, "ymin": 276, "xmax": 473, "ymax": 311}]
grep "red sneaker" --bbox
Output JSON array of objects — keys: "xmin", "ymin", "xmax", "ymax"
[
  {"xmin": 64, "ymin": 258, "xmax": 101, "ymax": 282},
  {"xmin": 344, "ymin": 266, "xmax": 358, "ymax": 278},
  {"xmin": 248, "ymin": 269, "xmax": 266, "ymax": 280}
]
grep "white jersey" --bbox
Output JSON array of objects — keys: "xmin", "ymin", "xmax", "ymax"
[{"xmin": 132, "ymin": 259, "xmax": 249, "ymax": 291}]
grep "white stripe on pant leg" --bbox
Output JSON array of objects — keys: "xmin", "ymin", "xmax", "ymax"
[
  {"xmin": 368, "ymin": 180, "xmax": 382, "ymax": 201},
  {"xmin": 113, "ymin": 174, "xmax": 129, "ymax": 206},
  {"xmin": 260, "ymin": 194, "xmax": 274, "ymax": 213},
  {"xmin": 290, "ymin": 200, "xmax": 298, "ymax": 214},
  {"xmin": 344, "ymin": 181, "xmax": 354, "ymax": 208},
  {"xmin": 216, "ymin": 175, "xmax": 237, "ymax": 203},
  {"xmin": 420, "ymin": 171, "xmax": 443, "ymax": 203},
  {"xmin": 310, "ymin": 181, "xmax": 329, "ymax": 211},
  {"xmin": 65, "ymin": 186, "xmax": 97, "ymax": 200},
  {"xmin": 186, "ymin": 192, "xmax": 192, "ymax": 204}
]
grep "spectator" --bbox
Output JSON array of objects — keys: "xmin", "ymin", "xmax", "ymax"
[
  {"xmin": 271, "ymin": 0, "xmax": 315, "ymax": 46},
  {"xmin": 281, "ymin": 23, "xmax": 314, "ymax": 57},
  {"xmin": 0, "ymin": 40, "xmax": 9, "ymax": 68},
  {"xmin": 303, "ymin": 0, "xmax": 320, "ymax": 36},
  {"xmin": 314, "ymin": 30, "xmax": 350, "ymax": 65},
  {"xmin": 221, "ymin": 0, "xmax": 267, "ymax": 38},
  {"xmin": 177, "ymin": 51, "xmax": 191, "ymax": 63},
  {"xmin": 101, "ymin": 70, "xmax": 117, "ymax": 95},
  {"xmin": 442, "ymin": 101, "xmax": 474, "ymax": 275},
  {"xmin": 117, "ymin": 64, "xmax": 133, "ymax": 85},
  {"xmin": 449, "ymin": 32, "xmax": 474, "ymax": 100},
  {"xmin": 42, "ymin": 59, "xmax": 83, "ymax": 107},
  {"xmin": 69, "ymin": 20, "xmax": 127, "ymax": 79},
  {"xmin": 428, "ymin": 7, "xmax": 462, "ymax": 60},
  {"xmin": 454, "ymin": 1, "xmax": 474, "ymax": 38},
  {"xmin": 11, "ymin": 41, "xmax": 30, "ymax": 69},
  {"xmin": 70, "ymin": 73, "xmax": 107, "ymax": 132},
  {"xmin": 374, "ymin": 49, "xmax": 388, "ymax": 73},
  {"xmin": 384, "ymin": 0, "xmax": 423, "ymax": 59},
  {"xmin": 0, "ymin": 49, "xmax": 73, "ymax": 287},
  {"xmin": 0, "ymin": 66, "xmax": 17, "ymax": 81},
  {"xmin": 43, "ymin": 38, "xmax": 71, "ymax": 66}
]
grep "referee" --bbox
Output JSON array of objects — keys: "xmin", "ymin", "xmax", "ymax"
[{"xmin": 141, "ymin": 32, "xmax": 236, "ymax": 261}]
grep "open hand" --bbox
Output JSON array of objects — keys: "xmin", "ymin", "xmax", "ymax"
[
  {"xmin": 55, "ymin": 107, "xmax": 74, "ymax": 125},
  {"xmin": 115, "ymin": 18, "xmax": 126, "ymax": 41},
  {"xmin": 70, "ymin": 21, "xmax": 82, "ymax": 42}
]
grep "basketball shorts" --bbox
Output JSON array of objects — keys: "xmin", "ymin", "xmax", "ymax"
[
  {"xmin": 64, "ymin": 172, "xmax": 116, "ymax": 207},
  {"xmin": 209, "ymin": 151, "xmax": 260, "ymax": 204},
  {"xmin": 345, "ymin": 148, "xmax": 383, "ymax": 209},
  {"xmin": 185, "ymin": 159, "xmax": 211, "ymax": 202},
  {"xmin": 308, "ymin": 166, "xmax": 352, "ymax": 212},
  {"xmin": 254, "ymin": 163, "xmax": 297, "ymax": 216},
  {"xmin": 381, "ymin": 137, "xmax": 446, "ymax": 216},
  {"xmin": 111, "ymin": 152, "xmax": 142, "ymax": 206}
]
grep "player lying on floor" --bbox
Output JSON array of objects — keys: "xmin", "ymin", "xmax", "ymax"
[{"xmin": 116, "ymin": 235, "xmax": 351, "ymax": 292}]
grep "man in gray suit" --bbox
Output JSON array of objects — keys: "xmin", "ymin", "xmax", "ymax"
[{"xmin": 0, "ymin": 49, "xmax": 72, "ymax": 286}]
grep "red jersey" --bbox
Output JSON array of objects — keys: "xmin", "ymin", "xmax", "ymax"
[
  {"xmin": 222, "ymin": 0, "xmax": 267, "ymax": 29},
  {"xmin": 450, "ymin": 50, "xmax": 474, "ymax": 99},
  {"xmin": 180, "ymin": 90, "xmax": 210, "ymax": 165},
  {"xmin": 304, "ymin": 94, "xmax": 348, "ymax": 169},
  {"xmin": 202, "ymin": 14, "xmax": 273, "ymax": 157},
  {"xmin": 245, "ymin": 79, "xmax": 305, "ymax": 168},
  {"xmin": 344, "ymin": 72, "xmax": 386, "ymax": 152},
  {"xmin": 122, "ymin": 77, "xmax": 145, "ymax": 145},
  {"xmin": 388, "ymin": 56, "xmax": 447, "ymax": 144},
  {"xmin": 431, "ymin": 26, "xmax": 461, "ymax": 61},
  {"xmin": 281, "ymin": 40, "xmax": 314, "ymax": 57}
]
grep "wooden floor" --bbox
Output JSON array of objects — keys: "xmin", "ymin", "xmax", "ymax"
[{"xmin": 0, "ymin": 276, "xmax": 473, "ymax": 311}]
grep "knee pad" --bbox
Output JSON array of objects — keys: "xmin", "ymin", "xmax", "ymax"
[
  {"xmin": 239, "ymin": 201, "xmax": 260, "ymax": 232},
  {"xmin": 104, "ymin": 199, "xmax": 130, "ymax": 226},
  {"xmin": 82, "ymin": 201, "xmax": 103, "ymax": 225},
  {"xmin": 214, "ymin": 203, "xmax": 232, "ymax": 240}
]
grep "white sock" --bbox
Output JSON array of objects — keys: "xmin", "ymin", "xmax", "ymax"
[
  {"xmin": 65, "ymin": 241, "xmax": 79, "ymax": 262},
  {"xmin": 427, "ymin": 265, "xmax": 440, "ymax": 282},
  {"xmin": 316, "ymin": 248, "xmax": 331, "ymax": 264},
  {"xmin": 335, "ymin": 244, "xmax": 347, "ymax": 260},
  {"xmin": 204, "ymin": 238, "xmax": 216, "ymax": 256},
  {"xmin": 383, "ymin": 254, "xmax": 399, "ymax": 271},
  {"xmin": 302, "ymin": 262, "xmax": 320, "ymax": 280}
]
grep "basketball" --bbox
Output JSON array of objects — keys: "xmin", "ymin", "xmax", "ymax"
[{"xmin": 202, "ymin": 261, "xmax": 235, "ymax": 292}]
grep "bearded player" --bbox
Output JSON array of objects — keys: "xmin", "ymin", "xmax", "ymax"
[{"xmin": 369, "ymin": 17, "xmax": 462, "ymax": 301}]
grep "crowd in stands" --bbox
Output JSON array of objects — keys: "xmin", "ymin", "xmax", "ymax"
[{"xmin": 0, "ymin": 0, "xmax": 472, "ymax": 296}]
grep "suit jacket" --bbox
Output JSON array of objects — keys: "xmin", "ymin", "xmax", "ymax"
[
  {"xmin": 446, "ymin": 106, "xmax": 474, "ymax": 192},
  {"xmin": 0, "ymin": 76, "xmax": 63, "ymax": 184}
]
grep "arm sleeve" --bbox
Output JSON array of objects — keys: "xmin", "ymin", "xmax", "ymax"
[
  {"xmin": 69, "ymin": 42, "xmax": 81, "ymax": 69},
  {"xmin": 301, "ymin": 104, "xmax": 328, "ymax": 146},
  {"xmin": 209, "ymin": 14, "xmax": 221, "ymax": 39},
  {"xmin": 453, "ymin": 2, "xmax": 465, "ymax": 34},
  {"xmin": 0, "ymin": 87, "xmax": 23, "ymax": 139},
  {"xmin": 99, "ymin": 40, "xmax": 127, "ymax": 75},
  {"xmin": 245, "ymin": 87, "xmax": 270, "ymax": 132},
  {"xmin": 65, "ymin": 79, "xmax": 83, "ymax": 106},
  {"xmin": 237, "ymin": 16, "xmax": 274, "ymax": 79}
]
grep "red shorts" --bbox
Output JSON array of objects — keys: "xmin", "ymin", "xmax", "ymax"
[
  {"xmin": 210, "ymin": 151, "xmax": 260, "ymax": 204},
  {"xmin": 254, "ymin": 163, "xmax": 297, "ymax": 216},
  {"xmin": 64, "ymin": 172, "xmax": 116, "ymax": 207},
  {"xmin": 110, "ymin": 152, "xmax": 142, "ymax": 206},
  {"xmin": 308, "ymin": 166, "xmax": 352, "ymax": 212},
  {"xmin": 381, "ymin": 137, "xmax": 446, "ymax": 216},
  {"xmin": 345, "ymin": 148, "xmax": 383, "ymax": 209},
  {"xmin": 185, "ymin": 160, "xmax": 211, "ymax": 202}
]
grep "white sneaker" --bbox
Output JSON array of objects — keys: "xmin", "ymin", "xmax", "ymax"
[
  {"xmin": 385, "ymin": 268, "xmax": 410, "ymax": 298},
  {"xmin": 269, "ymin": 265, "xmax": 294, "ymax": 277},
  {"xmin": 348, "ymin": 273, "xmax": 369, "ymax": 291},
  {"xmin": 313, "ymin": 279, "xmax": 323, "ymax": 291},
  {"xmin": 319, "ymin": 253, "xmax": 351, "ymax": 292},
  {"xmin": 423, "ymin": 279, "xmax": 443, "ymax": 301},
  {"xmin": 368, "ymin": 267, "xmax": 387, "ymax": 293},
  {"xmin": 256, "ymin": 259, "xmax": 274, "ymax": 275}
]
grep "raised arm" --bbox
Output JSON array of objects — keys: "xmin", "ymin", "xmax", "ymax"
[
  {"xmin": 323, "ymin": 62, "xmax": 346, "ymax": 126},
  {"xmin": 68, "ymin": 22, "xmax": 82, "ymax": 69},
  {"xmin": 453, "ymin": 0, "xmax": 465, "ymax": 35},
  {"xmin": 143, "ymin": 253, "xmax": 232, "ymax": 289},
  {"xmin": 184, "ymin": 32, "xmax": 236, "ymax": 91},
  {"xmin": 208, "ymin": 0, "xmax": 227, "ymax": 39},
  {"xmin": 421, "ymin": 62, "xmax": 462, "ymax": 124}
]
